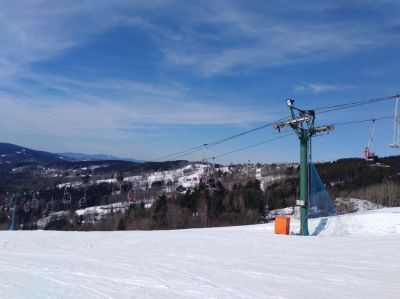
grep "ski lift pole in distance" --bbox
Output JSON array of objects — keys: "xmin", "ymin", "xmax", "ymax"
[
  {"xmin": 111, "ymin": 172, "xmax": 121, "ymax": 195},
  {"xmin": 201, "ymin": 144, "xmax": 210, "ymax": 184},
  {"xmin": 201, "ymin": 144, "xmax": 208, "ymax": 165},
  {"xmin": 10, "ymin": 194, "xmax": 18, "ymax": 231},
  {"xmin": 273, "ymin": 99, "xmax": 334, "ymax": 236},
  {"xmin": 388, "ymin": 96, "xmax": 400, "ymax": 148}
]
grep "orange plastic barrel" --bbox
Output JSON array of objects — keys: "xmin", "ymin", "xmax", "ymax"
[{"xmin": 274, "ymin": 215, "xmax": 290, "ymax": 235}]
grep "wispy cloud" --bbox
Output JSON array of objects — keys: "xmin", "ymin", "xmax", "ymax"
[
  {"xmin": 1, "ymin": 1, "xmax": 400, "ymax": 77},
  {"xmin": 0, "ymin": 73, "xmax": 281, "ymax": 158},
  {"xmin": 139, "ymin": 1, "xmax": 400, "ymax": 75},
  {"xmin": 293, "ymin": 83, "xmax": 358, "ymax": 94},
  {"xmin": 0, "ymin": 1, "xmax": 158, "ymax": 78},
  {"xmin": 0, "ymin": 74, "xmax": 276, "ymax": 139}
]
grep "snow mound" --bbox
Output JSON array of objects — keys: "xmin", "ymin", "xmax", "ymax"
[
  {"xmin": 265, "ymin": 207, "xmax": 294, "ymax": 221},
  {"xmin": 335, "ymin": 197, "xmax": 382, "ymax": 213},
  {"xmin": 306, "ymin": 207, "xmax": 400, "ymax": 237}
]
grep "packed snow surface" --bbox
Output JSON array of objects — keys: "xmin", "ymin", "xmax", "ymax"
[{"xmin": 1, "ymin": 208, "xmax": 400, "ymax": 298}]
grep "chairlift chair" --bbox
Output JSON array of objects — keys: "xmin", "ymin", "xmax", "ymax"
[
  {"xmin": 364, "ymin": 147, "xmax": 378, "ymax": 162},
  {"xmin": 364, "ymin": 120, "xmax": 378, "ymax": 162},
  {"xmin": 62, "ymin": 187, "xmax": 72, "ymax": 205},
  {"xmin": 23, "ymin": 201, "xmax": 31, "ymax": 213},
  {"xmin": 364, "ymin": 120, "xmax": 391, "ymax": 167},
  {"xmin": 31, "ymin": 192, "xmax": 39, "ymax": 210},
  {"xmin": 78, "ymin": 191, "xmax": 87, "ymax": 209},
  {"xmin": 127, "ymin": 188, "xmax": 136, "ymax": 203},
  {"xmin": 43, "ymin": 198, "xmax": 53, "ymax": 217}
]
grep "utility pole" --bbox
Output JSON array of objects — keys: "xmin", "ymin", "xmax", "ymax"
[
  {"xmin": 202, "ymin": 144, "xmax": 209, "ymax": 183},
  {"xmin": 274, "ymin": 99, "xmax": 333, "ymax": 235},
  {"xmin": 10, "ymin": 195, "xmax": 17, "ymax": 231}
]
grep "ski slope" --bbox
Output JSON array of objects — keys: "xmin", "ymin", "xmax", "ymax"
[{"xmin": 0, "ymin": 208, "xmax": 399, "ymax": 298}]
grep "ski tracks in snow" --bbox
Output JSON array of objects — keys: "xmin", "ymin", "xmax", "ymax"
[{"xmin": 0, "ymin": 208, "xmax": 399, "ymax": 298}]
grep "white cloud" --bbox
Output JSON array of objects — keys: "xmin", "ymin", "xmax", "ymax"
[
  {"xmin": 0, "ymin": 74, "xmax": 281, "ymax": 158},
  {"xmin": 0, "ymin": 74, "xmax": 275, "ymax": 138},
  {"xmin": 0, "ymin": 1, "xmax": 163, "ymax": 78},
  {"xmin": 293, "ymin": 83, "xmax": 358, "ymax": 94},
  {"xmin": 136, "ymin": 1, "xmax": 400, "ymax": 75},
  {"xmin": 1, "ymin": 1, "xmax": 399, "ymax": 78}
]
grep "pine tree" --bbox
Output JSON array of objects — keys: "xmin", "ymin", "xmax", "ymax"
[
  {"xmin": 117, "ymin": 216, "xmax": 126, "ymax": 230},
  {"xmin": 152, "ymin": 195, "xmax": 168, "ymax": 229}
]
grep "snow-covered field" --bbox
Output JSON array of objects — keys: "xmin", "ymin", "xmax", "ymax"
[{"xmin": 1, "ymin": 208, "xmax": 399, "ymax": 298}]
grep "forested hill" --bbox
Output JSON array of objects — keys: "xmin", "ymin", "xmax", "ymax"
[
  {"xmin": 315, "ymin": 156, "xmax": 400, "ymax": 206},
  {"xmin": 267, "ymin": 156, "xmax": 400, "ymax": 210},
  {"xmin": 316, "ymin": 156, "xmax": 399, "ymax": 188}
]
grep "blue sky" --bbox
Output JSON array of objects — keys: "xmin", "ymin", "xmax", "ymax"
[{"xmin": 0, "ymin": 0, "xmax": 399, "ymax": 164}]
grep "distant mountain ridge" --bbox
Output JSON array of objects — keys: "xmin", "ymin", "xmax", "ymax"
[
  {"xmin": 0, "ymin": 143, "xmax": 144, "ymax": 165},
  {"xmin": 58, "ymin": 152, "xmax": 145, "ymax": 163},
  {"xmin": 0, "ymin": 143, "xmax": 72, "ymax": 165}
]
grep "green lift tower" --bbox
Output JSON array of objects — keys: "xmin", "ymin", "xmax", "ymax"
[{"xmin": 274, "ymin": 99, "xmax": 333, "ymax": 235}]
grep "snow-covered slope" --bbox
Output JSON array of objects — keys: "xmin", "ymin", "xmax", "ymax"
[
  {"xmin": 0, "ymin": 208, "xmax": 399, "ymax": 298},
  {"xmin": 123, "ymin": 163, "xmax": 210, "ymax": 190}
]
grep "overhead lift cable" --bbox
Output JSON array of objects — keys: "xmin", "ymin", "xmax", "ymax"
[
  {"xmin": 211, "ymin": 116, "xmax": 394, "ymax": 160},
  {"xmin": 331, "ymin": 115, "xmax": 393, "ymax": 126},
  {"xmin": 5, "ymin": 92, "xmax": 398, "ymax": 163},
  {"xmin": 212, "ymin": 133, "xmax": 295, "ymax": 159},
  {"xmin": 151, "ymin": 116, "xmax": 289, "ymax": 161},
  {"xmin": 205, "ymin": 116, "xmax": 289, "ymax": 148},
  {"xmin": 156, "ymin": 146, "xmax": 204, "ymax": 162},
  {"xmin": 152, "ymin": 94, "xmax": 399, "ymax": 162},
  {"xmin": 151, "ymin": 145, "xmax": 205, "ymax": 162},
  {"xmin": 316, "ymin": 94, "xmax": 399, "ymax": 115}
]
